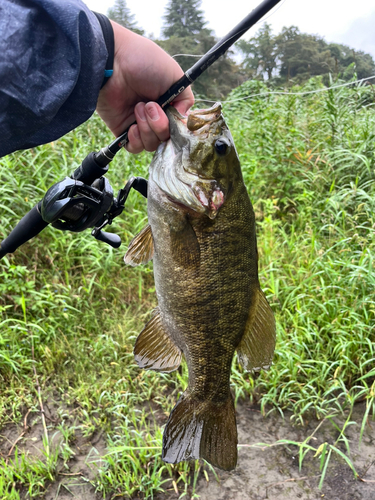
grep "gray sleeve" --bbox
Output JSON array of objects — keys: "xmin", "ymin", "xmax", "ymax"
[{"xmin": 0, "ymin": 0, "xmax": 108, "ymax": 157}]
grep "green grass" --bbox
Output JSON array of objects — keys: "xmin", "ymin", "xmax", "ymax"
[
  {"xmin": 224, "ymin": 77, "xmax": 375, "ymax": 422},
  {"xmin": 0, "ymin": 76, "xmax": 374, "ymax": 498}
]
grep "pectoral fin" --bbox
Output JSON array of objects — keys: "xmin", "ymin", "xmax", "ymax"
[
  {"xmin": 237, "ymin": 288, "xmax": 276, "ymax": 372},
  {"xmin": 170, "ymin": 221, "xmax": 200, "ymax": 268},
  {"xmin": 134, "ymin": 310, "xmax": 182, "ymax": 373},
  {"xmin": 124, "ymin": 224, "xmax": 154, "ymax": 267}
]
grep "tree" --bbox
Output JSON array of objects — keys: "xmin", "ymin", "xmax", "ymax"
[
  {"xmin": 236, "ymin": 24, "xmax": 375, "ymax": 86},
  {"xmin": 328, "ymin": 43, "xmax": 375, "ymax": 80},
  {"xmin": 162, "ymin": 0, "xmax": 207, "ymax": 39},
  {"xmin": 107, "ymin": 0, "xmax": 144, "ymax": 35},
  {"xmin": 275, "ymin": 27, "xmax": 335, "ymax": 83},
  {"xmin": 237, "ymin": 23, "xmax": 277, "ymax": 80},
  {"xmin": 160, "ymin": 0, "xmax": 242, "ymax": 99}
]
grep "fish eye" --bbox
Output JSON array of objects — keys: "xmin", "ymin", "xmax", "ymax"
[{"xmin": 214, "ymin": 139, "xmax": 229, "ymax": 156}]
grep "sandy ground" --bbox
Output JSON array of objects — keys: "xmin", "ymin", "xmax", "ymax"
[{"xmin": 1, "ymin": 400, "xmax": 374, "ymax": 500}]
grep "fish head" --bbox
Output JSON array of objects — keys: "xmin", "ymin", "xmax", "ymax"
[{"xmin": 149, "ymin": 103, "xmax": 241, "ymax": 219}]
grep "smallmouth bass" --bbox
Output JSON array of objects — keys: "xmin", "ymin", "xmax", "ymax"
[{"xmin": 125, "ymin": 103, "xmax": 276, "ymax": 471}]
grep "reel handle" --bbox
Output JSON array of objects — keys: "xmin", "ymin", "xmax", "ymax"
[{"xmin": 92, "ymin": 228, "xmax": 121, "ymax": 248}]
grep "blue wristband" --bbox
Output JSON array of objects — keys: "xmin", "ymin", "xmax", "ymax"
[{"xmin": 93, "ymin": 12, "xmax": 114, "ymax": 88}]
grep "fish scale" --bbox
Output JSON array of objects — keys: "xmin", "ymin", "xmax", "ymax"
[{"xmin": 125, "ymin": 102, "xmax": 276, "ymax": 470}]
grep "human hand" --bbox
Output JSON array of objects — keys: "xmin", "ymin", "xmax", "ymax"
[{"xmin": 96, "ymin": 21, "xmax": 194, "ymax": 154}]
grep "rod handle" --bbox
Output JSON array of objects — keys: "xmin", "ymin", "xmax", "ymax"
[{"xmin": 0, "ymin": 203, "xmax": 49, "ymax": 259}]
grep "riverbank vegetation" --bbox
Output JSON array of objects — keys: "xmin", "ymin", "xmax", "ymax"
[
  {"xmin": 107, "ymin": 0, "xmax": 375, "ymax": 99},
  {"xmin": 0, "ymin": 76, "xmax": 374, "ymax": 498}
]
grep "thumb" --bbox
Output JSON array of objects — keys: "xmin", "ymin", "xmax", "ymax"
[{"xmin": 171, "ymin": 88, "xmax": 195, "ymax": 116}]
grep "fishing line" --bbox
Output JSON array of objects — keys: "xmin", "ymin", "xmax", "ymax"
[
  {"xmin": 251, "ymin": 0, "xmax": 287, "ymax": 27},
  {"xmin": 172, "ymin": 0, "xmax": 288, "ymax": 61},
  {"xmin": 194, "ymin": 75, "xmax": 375, "ymax": 105},
  {"xmin": 171, "ymin": 0, "xmax": 288, "ymax": 60},
  {"xmin": 172, "ymin": 54, "xmax": 205, "ymax": 58}
]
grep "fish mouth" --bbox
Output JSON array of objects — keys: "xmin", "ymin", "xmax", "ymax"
[
  {"xmin": 156, "ymin": 134, "xmax": 225, "ymax": 219},
  {"xmin": 186, "ymin": 102, "xmax": 223, "ymax": 132},
  {"xmin": 167, "ymin": 102, "xmax": 223, "ymax": 148}
]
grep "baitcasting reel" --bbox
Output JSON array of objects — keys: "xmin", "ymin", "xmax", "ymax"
[{"xmin": 0, "ymin": 151, "xmax": 147, "ymax": 259}]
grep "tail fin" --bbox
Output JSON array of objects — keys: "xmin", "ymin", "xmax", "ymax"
[{"xmin": 162, "ymin": 391, "xmax": 237, "ymax": 471}]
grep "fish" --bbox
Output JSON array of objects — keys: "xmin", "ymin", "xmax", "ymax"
[{"xmin": 124, "ymin": 102, "xmax": 276, "ymax": 471}]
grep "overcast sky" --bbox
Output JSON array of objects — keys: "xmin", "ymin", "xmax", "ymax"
[{"xmin": 84, "ymin": 0, "xmax": 375, "ymax": 59}]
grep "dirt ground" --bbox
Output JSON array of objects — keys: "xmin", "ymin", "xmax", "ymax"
[
  {"xmin": 1, "ymin": 400, "xmax": 374, "ymax": 500},
  {"xmin": 194, "ymin": 402, "xmax": 375, "ymax": 500}
]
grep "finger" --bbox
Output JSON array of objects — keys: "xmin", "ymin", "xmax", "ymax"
[
  {"xmin": 172, "ymin": 87, "xmax": 195, "ymax": 116},
  {"xmin": 135, "ymin": 102, "xmax": 163, "ymax": 152},
  {"xmin": 126, "ymin": 124, "xmax": 144, "ymax": 154},
  {"xmin": 145, "ymin": 103, "xmax": 170, "ymax": 142}
]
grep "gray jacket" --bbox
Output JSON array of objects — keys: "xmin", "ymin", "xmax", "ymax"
[{"xmin": 0, "ymin": 0, "xmax": 108, "ymax": 157}]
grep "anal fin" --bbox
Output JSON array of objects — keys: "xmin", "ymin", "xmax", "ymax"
[
  {"xmin": 134, "ymin": 310, "xmax": 182, "ymax": 373},
  {"xmin": 237, "ymin": 287, "xmax": 276, "ymax": 372},
  {"xmin": 124, "ymin": 224, "xmax": 154, "ymax": 267}
]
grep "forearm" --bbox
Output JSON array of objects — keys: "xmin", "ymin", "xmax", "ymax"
[{"xmin": 0, "ymin": 0, "xmax": 108, "ymax": 158}]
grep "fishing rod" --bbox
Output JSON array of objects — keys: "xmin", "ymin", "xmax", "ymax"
[{"xmin": 0, "ymin": 0, "xmax": 282, "ymax": 259}]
